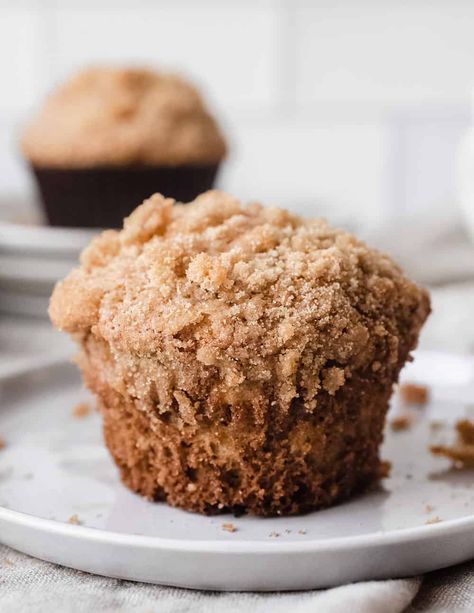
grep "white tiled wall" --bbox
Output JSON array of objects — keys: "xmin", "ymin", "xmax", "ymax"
[
  {"xmin": 295, "ymin": 0, "xmax": 474, "ymax": 107},
  {"xmin": 1, "ymin": 0, "xmax": 473, "ymax": 225}
]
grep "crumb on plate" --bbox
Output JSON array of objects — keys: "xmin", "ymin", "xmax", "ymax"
[
  {"xmin": 378, "ymin": 460, "xmax": 392, "ymax": 479},
  {"xmin": 269, "ymin": 531, "xmax": 280, "ymax": 538},
  {"xmin": 425, "ymin": 516, "xmax": 442, "ymax": 525},
  {"xmin": 390, "ymin": 414, "xmax": 413, "ymax": 432},
  {"xmin": 222, "ymin": 522, "xmax": 237, "ymax": 533},
  {"xmin": 68, "ymin": 514, "xmax": 81, "ymax": 525},
  {"xmin": 298, "ymin": 528, "xmax": 307, "ymax": 535},
  {"xmin": 399, "ymin": 382, "xmax": 429, "ymax": 406},
  {"xmin": 72, "ymin": 402, "xmax": 91, "ymax": 418},
  {"xmin": 430, "ymin": 419, "xmax": 474, "ymax": 468},
  {"xmin": 458, "ymin": 419, "xmax": 474, "ymax": 445},
  {"xmin": 0, "ymin": 437, "xmax": 6, "ymax": 450}
]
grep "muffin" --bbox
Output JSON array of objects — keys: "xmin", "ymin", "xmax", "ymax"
[
  {"xmin": 21, "ymin": 67, "xmax": 226, "ymax": 228},
  {"xmin": 49, "ymin": 191, "xmax": 430, "ymax": 516}
]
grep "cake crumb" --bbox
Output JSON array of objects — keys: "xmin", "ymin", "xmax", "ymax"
[
  {"xmin": 378, "ymin": 460, "xmax": 391, "ymax": 479},
  {"xmin": 430, "ymin": 419, "xmax": 474, "ymax": 467},
  {"xmin": 457, "ymin": 420, "xmax": 474, "ymax": 445},
  {"xmin": 68, "ymin": 514, "xmax": 81, "ymax": 525},
  {"xmin": 425, "ymin": 516, "xmax": 442, "ymax": 525},
  {"xmin": 298, "ymin": 528, "xmax": 307, "ymax": 535},
  {"xmin": 222, "ymin": 522, "xmax": 237, "ymax": 533},
  {"xmin": 390, "ymin": 415, "xmax": 413, "ymax": 432},
  {"xmin": 0, "ymin": 437, "xmax": 6, "ymax": 450},
  {"xmin": 425, "ymin": 504, "xmax": 434, "ymax": 513},
  {"xmin": 399, "ymin": 382, "xmax": 429, "ymax": 406},
  {"xmin": 269, "ymin": 531, "xmax": 280, "ymax": 538},
  {"xmin": 72, "ymin": 402, "xmax": 91, "ymax": 419}
]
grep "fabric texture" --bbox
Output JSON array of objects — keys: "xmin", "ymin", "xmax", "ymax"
[
  {"xmin": 409, "ymin": 560, "xmax": 474, "ymax": 612},
  {"xmin": 0, "ymin": 545, "xmax": 421, "ymax": 613},
  {"xmin": 2, "ymin": 544, "xmax": 474, "ymax": 612}
]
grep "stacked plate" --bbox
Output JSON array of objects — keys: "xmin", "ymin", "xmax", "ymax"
[{"xmin": 0, "ymin": 203, "xmax": 97, "ymax": 318}]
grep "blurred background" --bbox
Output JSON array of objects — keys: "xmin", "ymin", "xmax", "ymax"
[
  {"xmin": 2, "ymin": 0, "xmax": 474, "ymax": 223},
  {"xmin": 1, "ymin": 0, "xmax": 474, "ymax": 365}
]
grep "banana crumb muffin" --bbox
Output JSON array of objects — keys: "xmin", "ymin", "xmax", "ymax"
[
  {"xmin": 21, "ymin": 67, "xmax": 226, "ymax": 227},
  {"xmin": 50, "ymin": 191, "xmax": 430, "ymax": 516}
]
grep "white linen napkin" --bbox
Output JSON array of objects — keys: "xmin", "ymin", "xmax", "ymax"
[{"xmin": 0, "ymin": 544, "xmax": 420, "ymax": 613}]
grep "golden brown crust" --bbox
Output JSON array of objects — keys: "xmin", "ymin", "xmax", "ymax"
[
  {"xmin": 21, "ymin": 67, "xmax": 227, "ymax": 168},
  {"xmin": 50, "ymin": 190, "xmax": 430, "ymax": 515}
]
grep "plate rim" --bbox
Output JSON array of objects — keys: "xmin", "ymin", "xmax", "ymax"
[{"xmin": 2, "ymin": 501, "xmax": 474, "ymax": 555}]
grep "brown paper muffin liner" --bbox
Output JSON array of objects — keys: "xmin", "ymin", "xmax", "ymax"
[{"xmin": 32, "ymin": 164, "xmax": 219, "ymax": 228}]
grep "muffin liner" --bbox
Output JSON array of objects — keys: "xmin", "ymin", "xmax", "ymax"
[{"xmin": 32, "ymin": 164, "xmax": 219, "ymax": 228}]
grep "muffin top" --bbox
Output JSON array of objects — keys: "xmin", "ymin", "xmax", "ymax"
[
  {"xmin": 21, "ymin": 67, "xmax": 227, "ymax": 168},
  {"xmin": 50, "ymin": 191, "xmax": 430, "ymax": 411}
]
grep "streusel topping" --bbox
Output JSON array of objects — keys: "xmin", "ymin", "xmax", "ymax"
[
  {"xmin": 50, "ymin": 190, "xmax": 430, "ymax": 413},
  {"xmin": 21, "ymin": 67, "xmax": 227, "ymax": 167}
]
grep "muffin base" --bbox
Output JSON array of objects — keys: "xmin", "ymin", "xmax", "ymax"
[
  {"xmin": 32, "ymin": 164, "xmax": 219, "ymax": 228},
  {"xmin": 82, "ymin": 357, "xmax": 393, "ymax": 517}
]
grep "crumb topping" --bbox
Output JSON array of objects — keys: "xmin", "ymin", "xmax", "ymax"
[
  {"xmin": 50, "ymin": 190, "xmax": 430, "ymax": 416},
  {"xmin": 21, "ymin": 67, "xmax": 227, "ymax": 167}
]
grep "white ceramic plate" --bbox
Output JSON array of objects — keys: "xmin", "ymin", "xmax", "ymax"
[
  {"xmin": 0, "ymin": 351, "xmax": 474, "ymax": 591},
  {"xmin": 0, "ymin": 209, "xmax": 97, "ymax": 257},
  {"xmin": 0, "ymin": 208, "xmax": 97, "ymax": 317}
]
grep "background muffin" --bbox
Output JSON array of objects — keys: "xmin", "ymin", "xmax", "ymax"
[
  {"xmin": 21, "ymin": 67, "xmax": 227, "ymax": 228},
  {"xmin": 50, "ymin": 190, "xmax": 430, "ymax": 516}
]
